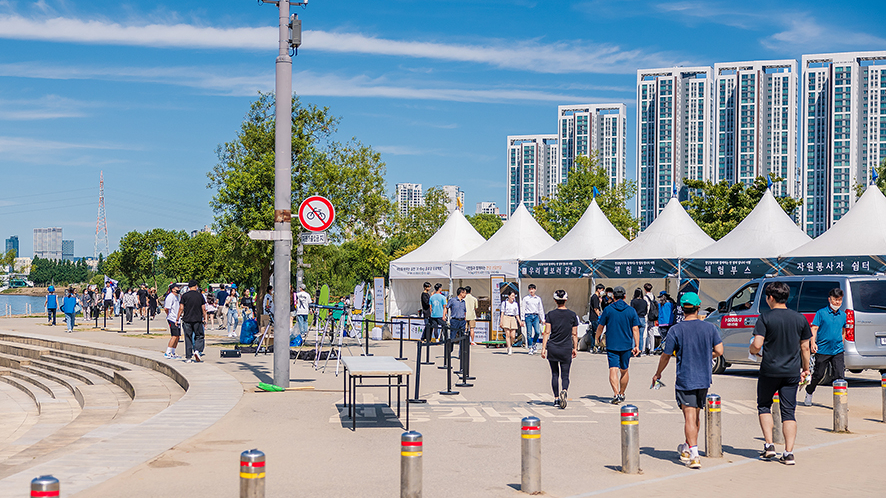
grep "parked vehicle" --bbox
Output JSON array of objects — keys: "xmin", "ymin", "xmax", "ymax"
[{"xmin": 706, "ymin": 275, "xmax": 886, "ymax": 374}]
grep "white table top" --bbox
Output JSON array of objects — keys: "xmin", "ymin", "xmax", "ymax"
[{"xmin": 341, "ymin": 356, "xmax": 413, "ymax": 376}]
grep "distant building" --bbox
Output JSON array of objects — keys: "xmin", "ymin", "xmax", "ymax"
[
  {"xmin": 396, "ymin": 183, "xmax": 423, "ymax": 216},
  {"xmin": 62, "ymin": 240, "xmax": 74, "ymax": 260},
  {"xmin": 475, "ymin": 201, "xmax": 500, "ymax": 215},
  {"xmin": 33, "ymin": 227, "xmax": 63, "ymax": 260},
  {"xmin": 189, "ymin": 225, "xmax": 215, "ymax": 238},
  {"xmin": 507, "ymin": 134, "xmax": 559, "ymax": 215},
  {"xmin": 441, "ymin": 185, "xmax": 464, "ymax": 213},
  {"xmin": 13, "ymin": 257, "xmax": 32, "ymax": 274},
  {"xmin": 5, "ymin": 236, "xmax": 18, "ymax": 257},
  {"xmin": 557, "ymin": 104, "xmax": 628, "ymax": 189}
]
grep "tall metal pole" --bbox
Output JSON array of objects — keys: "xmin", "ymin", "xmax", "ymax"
[{"xmin": 273, "ymin": 0, "xmax": 293, "ymax": 388}]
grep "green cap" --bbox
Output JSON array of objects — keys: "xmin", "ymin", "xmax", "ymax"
[{"xmin": 680, "ymin": 292, "xmax": 701, "ymax": 307}]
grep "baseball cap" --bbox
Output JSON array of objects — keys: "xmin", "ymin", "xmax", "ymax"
[
  {"xmin": 168, "ymin": 282, "xmax": 181, "ymax": 290},
  {"xmin": 552, "ymin": 290, "xmax": 568, "ymax": 300},
  {"xmin": 613, "ymin": 286, "xmax": 626, "ymax": 297},
  {"xmin": 187, "ymin": 279, "xmax": 198, "ymax": 288},
  {"xmin": 680, "ymin": 292, "xmax": 702, "ymax": 307},
  {"xmin": 659, "ymin": 290, "xmax": 668, "ymax": 296}
]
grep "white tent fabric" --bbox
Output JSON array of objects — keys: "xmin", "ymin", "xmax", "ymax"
[
  {"xmin": 689, "ymin": 189, "xmax": 811, "ymax": 258},
  {"xmin": 526, "ymin": 198, "xmax": 628, "ymax": 261},
  {"xmin": 389, "ymin": 210, "xmax": 486, "ymax": 317},
  {"xmin": 389, "ymin": 210, "xmax": 486, "ymax": 279},
  {"xmin": 601, "ymin": 197, "xmax": 714, "ymax": 260},
  {"xmin": 784, "ymin": 186, "xmax": 886, "ymax": 257},
  {"xmin": 452, "ymin": 203, "xmax": 556, "ymax": 278}
]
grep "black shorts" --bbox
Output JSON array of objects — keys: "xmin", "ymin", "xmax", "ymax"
[
  {"xmin": 675, "ymin": 388, "xmax": 708, "ymax": 409},
  {"xmin": 104, "ymin": 299, "xmax": 113, "ymax": 309},
  {"xmin": 757, "ymin": 375, "xmax": 800, "ymax": 422},
  {"xmin": 168, "ymin": 320, "xmax": 181, "ymax": 337}
]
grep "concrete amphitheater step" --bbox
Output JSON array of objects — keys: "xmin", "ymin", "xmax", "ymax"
[
  {"xmin": 0, "ymin": 374, "xmax": 80, "ymax": 463},
  {"xmin": 0, "ymin": 377, "xmax": 39, "ymax": 446}
]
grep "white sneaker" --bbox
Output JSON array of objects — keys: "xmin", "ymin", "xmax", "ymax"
[
  {"xmin": 678, "ymin": 443, "xmax": 691, "ymax": 463},
  {"xmin": 528, "ymin": 347, "xmax": 535, "ymax": 356},
  {"xmin": 804, "ymin": 393, "xmax": 813, "ymax": 406},
  {"xmin": 507, "ymin": 347, "xmax": 512, "ymax": 355}
]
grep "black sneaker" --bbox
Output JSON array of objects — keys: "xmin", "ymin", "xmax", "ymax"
[
  {"xmin": 617, "ymin": 394, "xmax": 625, "ymax": 403},
  {"xmin": 779, "ymin": 453, "xmax": 795, "ymax": 465},
  {"xmin": 760, "ymin": 444, "xmax": 776, "ymax": 459},
  {"xmin": 559, "ymin": 390, "xmax": 567, "ymax": 409},
  {"xmin": 610, "ymin": 395, "xmax": 621, "ymax": 405}
]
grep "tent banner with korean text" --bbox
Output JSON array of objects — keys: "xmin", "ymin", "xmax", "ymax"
[
  {"xmin": 777, "ymin": 256, "xmax": 886, "ymax": 276},
  {"xmin": 389, "ymin": 262, "xmax": 450, "ymax": 279},
  {"xmin": 519, "ymin": 260, "xmax": 593, "ymax": 278},
  {"xmin": 682, "ymin": 259, "xmax": 779, "ymax": 279},
  {"xmin": 592, "ymin": 259, "xmax": 678, "ymax": 279}
]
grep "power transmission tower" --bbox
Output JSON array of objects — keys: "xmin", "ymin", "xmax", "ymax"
[{"xmin": 94, "ymin": 171, "xmax": 109, "ymax": 261}]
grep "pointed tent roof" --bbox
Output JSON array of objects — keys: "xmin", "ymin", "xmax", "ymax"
[
  {"xmin": 690, "ymin": 189, "xmax": 811, "ymax": 258},
  {"xmin": 527, "ymin": 199, "xmax": 628, "ymax": 260},
  {"xmin": 601, "ymin": 197, "xmax": 715, "ymax": 260},
  {"xmin": 393, "ymin": 209, "xmax": 486, "ymax": 263},
  {"xmin": 784, "ymin": 186, "xmax": 886, "ymax": 257},
  {"xmin": 456, "ymin": 203, "xmax": 556, "ymax": 263}
]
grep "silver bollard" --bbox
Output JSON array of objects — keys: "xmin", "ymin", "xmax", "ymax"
[
  {"xmin": 833, "ymin": 379, "xmax": 849, "ymax": 432},
  {"xmin": 771, "ymin": 393, "xmax": 784, "ymax": 444},
  {"xmin": 620, "ymin": 404, "xmax": 640, "ymax": 474},
  {"xmin": 521, "ymin": 416, "xmax": 541, "ymax": 494},
  {"xmin": 705, "ymin": 394, "xmax": 722, "ymax": 458},
  {"xmin": 881, "ymin": 373, "xmax": 886, "ymax": 423},
  {"xmin": 401, "ymin": 431, "xmax": 422, "ymax": 498},
  {"xmin": 31, "ymin": 475, "xmax": 59, "ymax": 498},
  {"xmin": 240, "ymin": 448, "xmax": 265, "ymax": 498}
]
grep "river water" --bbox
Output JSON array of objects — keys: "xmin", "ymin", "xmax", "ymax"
[{"xmin": 0, "ymin": 295, "xmax": 49, "ymax": 315}]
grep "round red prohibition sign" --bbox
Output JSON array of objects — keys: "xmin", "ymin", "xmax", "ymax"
[{"xmin": 298, "ymin": 196, "xmax": 335, "ymax": 232}]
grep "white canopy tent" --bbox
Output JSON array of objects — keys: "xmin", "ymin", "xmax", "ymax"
[
  {"xmin": 452, "ymin": 203, "xmax": 556, "ymax": 301},
  {"xmin": 596, "ymin": 196, "xmax": 715, "ymax": 278},
  {"xmin": 522, "ymin": 199, "xmax": 629, "ymax": 315},
  {"xmin": 781, "ymin": 186, "xmax": 886, "ymax": 275},
  {"xmin": 388, "ymin": 210, "xmax": 486, "ymax": 317},
  {"xmin": 684, "ymin": 188, "xmax": 812, "ymax": 279}
]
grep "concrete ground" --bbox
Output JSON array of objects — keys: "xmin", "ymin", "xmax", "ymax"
[{"xmin": 2, "ymin": 315, "xmax": 885, "ymax": 497}]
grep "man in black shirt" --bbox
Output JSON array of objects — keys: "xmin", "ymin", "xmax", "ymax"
[
  {"xmin": 420, "ymin": 282, "xmax": 432, "ymax": 340},
  {"xmin": 588, "ymin": 284, "xmax": 604, "ymax": 353},
  {"xmin": 177, "ymin": 280, "xmax": 208, "ymax": 363},
  {"xmin": 750, "ymin": 281, "xmax": 812, "ymax": 465},
  {"xmin": 137, "ymin": 284, "xmax": 149, "ymax": 320}
]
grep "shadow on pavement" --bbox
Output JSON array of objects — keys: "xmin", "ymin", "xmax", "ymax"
[
  {"xmin": 640, "ymin": 446, "xmax": 683, "ymax": 466},
  {"xmin": 581, "ymin": 394, "xmax": 617, "ymax": 404},
  {"xmin": 230, "ymin": 361, "xmax": 273, "ymax": 384},
  {"xmin": 333, "ymin": 403, "xmax": 405, "ymax": 430},
  {"xmin": 722, "ymin": 444, "xmax": 761, "ymax": 459},
  {"xmin": 506, "ymin": 483, "xmax": 520, "ymax": 491}
]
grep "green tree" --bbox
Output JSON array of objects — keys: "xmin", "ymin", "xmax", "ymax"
[
  {"xmin": 390, "ymin": 187, "xmax": 450, "ymax": 248},
  {"xmin": 854, "ymin": 157, "xmax": 886, "ymax": 198},
  {"xmin": 466, "ymin": 213, "xmax": 503, "ymax": 240},
  {"xmin": 1, "ymin": 249, "xmax": 15, "ymax": 271},
  {"xmin": 207, "ymin": 93, "xmax": 393, "ymax": 305},
  {"xmin": 682, "ymin": 176, "xmax": 803, "ymax": 240},
  {"xmin": 533, "ymin": 154, "xmax": 638, "ymax": 240}
]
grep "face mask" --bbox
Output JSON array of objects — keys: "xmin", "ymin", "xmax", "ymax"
[
  {"xmin": 829, "ymin": 304, "xmax": 840, "ymax": 311},
  {"xmin": 607, "ymin": 293, "xmax": 613, "ymax": 298}
]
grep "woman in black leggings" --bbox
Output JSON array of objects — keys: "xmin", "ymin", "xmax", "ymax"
[{"xmin": 541, "ymin": 289, "xmax": 579, "ymax": 409}]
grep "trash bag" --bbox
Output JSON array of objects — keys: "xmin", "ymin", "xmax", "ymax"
[
  {"xmin": 290, "ymin": 334, "xmax": 303, "ymax": 347},
  {"xmin": 240, "ymin": 318, "xmax": 258, "ymax": 344}
]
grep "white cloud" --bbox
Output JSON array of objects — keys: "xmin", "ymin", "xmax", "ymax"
[
  {"xmin": 0, "ymin": 62, "xmax": 617, "ymax": 103},
  {"xmin": 0, "ymin": 13, "xmax": 678, "ymax": 74},
  {"xmin": 0, "ymin": 95, "xmax": 94, "ymax": 120},
  {"xmin": 762, "ymin": 14, "xmax": 886, "ymax": 52},
  {"xmin": 0, "ymin": 135, "xmax": 137, "ymax": 165}
]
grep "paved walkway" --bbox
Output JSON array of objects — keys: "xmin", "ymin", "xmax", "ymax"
[{"xmin": 1, "ymin": 317, "xmax": 885, "ymax": 497}]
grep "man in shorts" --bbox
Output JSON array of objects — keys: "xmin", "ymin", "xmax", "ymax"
[
  {"xmin": 163, "ymin": 283, "xmax": 182, "ymax": 359},
  {"xmin": 102, "ymin": 280, "xmax": 114, "ymax": 318},
  {"xmin": 595, "ymin": 286, "xmax": 641, "ymax": 404},
  {"xmin": 750, "ymin": 281, "xmax": 812, "ymax": 465},
  {"xmin": 804, "ymin": 287, "xmax": 847, "ymax": 406},
  {"xmin": 652, "ymin": 292, "xmax": 723, "ymax": 469},
  {"xmin": 464, "ymin": 286, "xmax": 478, "ymax": 345}
]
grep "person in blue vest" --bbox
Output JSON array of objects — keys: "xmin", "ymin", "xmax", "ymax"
[
  {"xmin": 45, "ymin": 285, "xmax": 58, "ymax": 326},
  {"xmin": 61, "ymin": 287, "xmax": 79, "ymax": 333}
]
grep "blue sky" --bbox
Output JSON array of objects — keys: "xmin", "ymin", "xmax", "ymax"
[{"xmin": 1, "ymin": 0, "xmax": 884, "ymax": 258}]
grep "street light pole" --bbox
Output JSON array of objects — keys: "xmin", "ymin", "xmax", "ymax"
[{"xmin": 263, "ymin": 0, "xmax": 304, "ymax": 388}]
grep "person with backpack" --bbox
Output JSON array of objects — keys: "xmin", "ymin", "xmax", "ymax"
[
  {"xmin": 61, "ymin": 287, "xmax": 79, "ymax": 333},
  {"xmin": 594, "ymin": 286, "xmax": 641, "ymax": 404},
  {"xmin": 655, "ymin": 292, "xmax": 676, "ymax": 353},
  {"xmin": 45, "ymin": 285, "xmax": 58, "ymax": 326}
]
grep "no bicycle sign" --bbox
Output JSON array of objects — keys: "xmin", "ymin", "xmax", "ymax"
[{"xmin": 298, "ymin": 196, "xmax": 335, "ymax": 232}]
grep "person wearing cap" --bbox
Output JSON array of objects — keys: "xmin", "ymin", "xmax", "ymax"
[
  {"xmin": 45, "ymin": 285, "xmax": 58, "ymax": 326},
  {"xmin": 164, "ymin": 283, "xmax": 182, "ymax": 358},
  {"xmin": 588, "ymin": 284, "xmax": 605, "ymax": 353},
  {"xmin": 177, "ymin": 279, "xmax": 208, "ymax": 363},
  {"xmin": 651, "ymin": 292, "xmax": 723, "ymax": 469},
  {"xmin": 542, "ymin": 289, "xmax": 578, "ymax": 409},
  {"xmin": 294, "ymin": 284, "xmax": 312, "ymax": 344},
  {"xmin": 594, "ymin": 286, "xmax": 641, "ymax": 404}
]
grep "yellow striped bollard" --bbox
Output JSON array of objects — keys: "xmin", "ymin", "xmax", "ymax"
[
  {"xmin": 401, "ymin": 431, "xmax": 422, "ymax": 498},
  {"xmin": 521, "ymin": 416, "xmax": 541, "ymax": 493},
  {"xmin": 771, "ymin": 393, "xmax": 784, "ymax": 444},
  {"xmin": 620, "ymin": 405, "xmax": 639, "ymax": 474},
  {"xmin": 240, "ymin": 449, "xmax": 265, "ymax": 498},
  {"xmin": 833, "ymin": 379, "xmax": 848, "ymax": 432},
  {"xmin": 705, "ymin": 394, "xmax": 722, "ymax": 457},
  {"xmin": 30, "ymin": 475, "xmax": 59, "ymax": 498}
]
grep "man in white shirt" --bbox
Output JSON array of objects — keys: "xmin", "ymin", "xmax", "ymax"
[
  {"xmin": 464, "ymin": 286, "xmax": 479, "ymax": 345},
  {"xmin": 294, "ymin": 285, "xmax": 312, "ymax": 343},
  {"xmin": 163, "ymin": 283, "xmax": 182, "ymax": 359},
  {"xmin": 102, "ymin": 281, "xmax": 115, "ymax": 318},
  {"xmin": 521, "ymin": 284, "xmax": 545, "ymax": 355}
]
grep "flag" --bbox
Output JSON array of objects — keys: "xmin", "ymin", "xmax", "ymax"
[
  {"xmin": 874, "ymin": 169, "xmax": 879, "ymax": 185},
  {"xmin": 767, "ymin": 176, "xmax": 773, "ymax": 189},
  {"xmin": 592, "ymin": 186, "xmax": 600, "ymax": 199},
  {"xmin": 103, "ymin": 275, "xmax": 118, "ymax": 288}
]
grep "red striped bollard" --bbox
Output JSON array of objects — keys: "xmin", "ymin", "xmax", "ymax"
[
  {"xmin": 771, "ymin": 393, "xmax": 784, "ymax": 444},
  {"xmin": 521, "ymin": 416, "xmax": 541, "ymax": 493},
  {"xmin": 881, "ymin": 373, "xmax": 886, "ymax": 423},
  {"xmin": 30, "ymin": 476, "xmax": 58, "ymax": 498},
  {"xmin": 240, "ymin": 449, "xmax": 265, "ymax": 498},
  {"xmin": 401, "ymin": 431, "xmax": 422, "ymax": 498},
  {"xmin": 620, "ymin": 405, "xmax": 639, "ymax": 474},
  {"xmin": 833, "ymin": 379, "xmax": 848, "ymax": 432}
]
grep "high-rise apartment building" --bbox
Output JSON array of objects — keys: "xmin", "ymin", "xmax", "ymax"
[
  {"xmin": 557, "ymin": 104, "xmax": 628, "ymax": 188},
  {"xmin": 441, "ymin": 185, "xmax": 465, "ymax": 213},
  {"xmin": 5, "ymin": 236, "xmax": 18, "ymax": 258},
  {"xmin": 636, "ymin": 67, "xmax": 714, "ymax": 228},
  {"xmin": 62, "ymin": 240, "xmax": 74, "ymax": 260},
  {"xmin": 395, "ymin": 183, "xmax": 423, "ymax": 217},
  {"xmin": 507, "ymin": 134, "xmax": 559, "ymax": 215},
  {"xmin": 801, "ymin": 51, "xmax": 886, "ymax": 236},
  {"xmin": 33, "ymin": 227, "xmax": 62, "ymax": 260},
  {"xmin": 475, "ymin": 201, "xmax": 500, "ymax": 215},
  {"xmin": 713, "ymin": 60, "xmax": 799, "ymax": 198}
]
